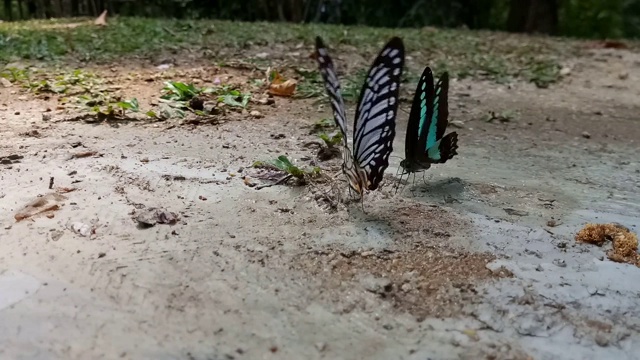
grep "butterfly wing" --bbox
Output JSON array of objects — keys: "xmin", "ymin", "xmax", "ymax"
[
  {"xmin": 433, "ymin": 72, "xmax": 450, "ymax": 140},
  {"xmin": 409, "ymin": 67, "xmax": 435, "ymax": 163},
  {"xmin": 315, "ymin": 36, "xmax": 349, "ymax": 146},
  {"xmin": 425, "ymin": 131, "xmax": 459, "ymax": 163},
  {"xmin": 352, "ymin": 37, "xmax": 405, "ymax": 190},
  {"xmin": 419, "ymin": 70, "xmax": 456, "ymax": 164}
]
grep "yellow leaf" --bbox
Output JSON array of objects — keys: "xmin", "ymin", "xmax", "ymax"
[
  {"xmin": 462, "ymin": 329, "xmax": 479, "ymax": 341},
  {"xmin": 269, "ymin": 79, "xmax": 297, "ymax": 97}
]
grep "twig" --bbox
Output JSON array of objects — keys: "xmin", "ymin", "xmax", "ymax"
[{"xmin": 255, "ymin": 174, "xmax": 293, "ymax": 190}]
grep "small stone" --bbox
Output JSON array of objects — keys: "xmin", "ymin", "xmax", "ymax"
[
  {"xmin": 588, "ymin": 287, "xmax": 598, "ymax": 295},
  {"xmin": 314, "ymin": 342, "xmax": 327, "ymax": 352},
  {"xmin": 595, "ymin": 333, "xmax": 609, "ymax": 347},
  {"xmin": 450, "ymin": 120, "xmax": 465, "ymax": 128},
  {"xmin": 535, "ymin": 264, "xmax": 544, "ymax": 272},
  {"xmin": 582, "ymin": 131, "xmax": 591, "ymax": 139},
  {"xmin": 257, "ymin": 97, "xmax": 275, "ymax": 105},
  {"xmin": 553, "ymin": 259, "xmax": 566, "ymax": 267},
  {"xmin": 382, "ymin": 324, "xmax": 393, "ymax": 330},
  {"xmin": 97, "ymin": 252, "xmax": 106, "ymax": 258},
  {"xmin": 401, "ymin": 283, "xmax": 413, "ymax": 292},
  {"xmin": 360, "ymin": 250, "xmax": 374, "ymax": 257},
  {"xmin": 504, "ymin": 208, "xmax": 528, "ymax": 216},
  {"xmin": 250, "ymin": 110, "xmax": 263, "ymax": 118},
  {"xmin": 547, "ymin": 220, "xmax": 557, "ymax": 227},
  {"xmin": 360, "ymin": 275, "xmax": 392, "ymax": 295}
]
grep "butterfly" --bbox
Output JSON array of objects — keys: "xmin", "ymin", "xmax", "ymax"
[
  {"xmin": 314, "ymin": 36, "xmax": 405, "ymax": 199},
  {"xmin": 398, "ymin": 66, "xmax": 458, "ymax": 187}
]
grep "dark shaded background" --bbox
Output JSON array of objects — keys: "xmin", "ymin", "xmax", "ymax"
[{"xmin": 2, "ymin": 0, "xmax": 639, "ymax": 39}]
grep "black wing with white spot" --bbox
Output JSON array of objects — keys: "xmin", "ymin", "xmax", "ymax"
[
  {"xmin": 315, "ymin": 36, "xmax": 349, "ymax": 146},
  {"xmin": 353, "ymin": 37, "xmax": 405, "ymax": 190}
]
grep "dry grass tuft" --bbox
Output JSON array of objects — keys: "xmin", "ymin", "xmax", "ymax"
[{"xmin": 575, "ymin": 223, "xmax": 639, "ymax": 267}]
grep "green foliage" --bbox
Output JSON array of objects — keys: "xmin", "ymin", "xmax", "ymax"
[
  {"xmin": 318, "ymin": 132, "xmax": 343, "ymax": 149},
  {"xmin": 310, "ymin": 118, "xmax": 337, "ymax": 133},
  {"xmin": 160, "ymin": 81, "xmax": 250, "ymax": 115},
  {"xmin": 161, "ymin": 81, "xmax": 206, "ymax": 101},
  {"xmin": 217, "ymin": 86, "xmax": 251, "ymax": 108},
  {"xmin": 560, "ymin": 0, "xmax": 625, "ymax": 39},
  {"xmin": 253, "ymin": 155, "xmax": 320, "ymax": 180},
  {"xmin": 1, "ymin": 18, "xmax": 578, "ymax": 87}
]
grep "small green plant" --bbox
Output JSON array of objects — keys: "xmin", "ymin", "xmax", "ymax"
[
  {"xmin": 161, "ymin": 81, "xmax": 212, "ymax": 101},
  {"xmin": 253, "ymin": 155, "xmax": 320, "ymax": 180},
  {"xmin": 295, "ymin": 69, "xmax": 325, "ymax": 99},
  {"xmin": 310, "ymin": 118, "xmax": 336, "ymax": 133},
  {"xmin": 90, "ymin": 97, "xmax": 141, "ymax": 117},
  {"xmin": 217, "ymin": 85, "xmax": 250, "ymax": 108},
  {"xmin": 484, "ymin": 110, "xmax": 517, "ymax": 123},
  {"xmin": 160, "ymin": 81, "xmax": 251, "ymax": 114},
  {"xmin": 318, "ymin": 132, "xmax": 343, "ymax": 149}
]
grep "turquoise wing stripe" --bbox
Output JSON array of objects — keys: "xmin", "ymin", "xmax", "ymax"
[
  {"xmin": 425, "ymin": 85, "xmax": 440, "ymax": 150},
  {"xmin": 427, "ymin": 139, "xmax": 442, "ymax": 161},
  {"xmin": 417, "ymin": 80, "xmax": 428, "ymax": 135}
]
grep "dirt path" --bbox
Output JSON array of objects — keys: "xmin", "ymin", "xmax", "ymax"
[{"xmin": 1, "ymin": 45, "xmax": 640, "ymax": 360}]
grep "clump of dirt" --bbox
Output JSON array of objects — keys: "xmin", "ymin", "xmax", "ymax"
[
  {"xmin": 290, "ymin": 202, "xmax": 513, "ymax": 320},
  {"xmin": 575, "ymin": 223, "xmax": 639, "ymax": 266},
  {"xmin": 292, "ymin": 244, "xmax": 511, "ymax": 320}
]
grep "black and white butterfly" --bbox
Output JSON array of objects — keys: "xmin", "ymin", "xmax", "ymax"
[
  {"xmin": 315, "ymin": 36, "xmax": 405, "ymax": 197},
  {"xmin": 398, "ymin": 66, "xmax": 458, "ymax": 187}
]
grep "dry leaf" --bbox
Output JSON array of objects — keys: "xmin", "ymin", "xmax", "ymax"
[
  {"xmin": 70, "ymin": 151, "xmax": 98, "ymax": 159},
  {"xmin": 269, "ymin": 79, "xmax": 297, "ymax": 97},
  {"xmin": 14, "ymin": 193, "xmax": 67, "ymax": 222},
  {"xmin": 95, "ymin": 10, "xmax": 108, "ymax": 26},
  {"xmin": 56, "ymin": 187, "xmax": 77, "ymax": 194}
]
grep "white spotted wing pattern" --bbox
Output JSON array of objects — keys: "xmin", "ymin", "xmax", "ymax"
[{"xmin": 315, "ymin": 36, "xmax": 405, "ymax": 194}]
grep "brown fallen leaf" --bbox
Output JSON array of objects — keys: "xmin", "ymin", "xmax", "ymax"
[
  {"xmin": 56, "ymin": 187, "xmax": 77, "ymax": 194},
  {"xmin": 15, "ymin": 193, "xmax": 67, "ymax": 222},
  {"xmin": 95, "ymin": 10, "xmax": 108, "ymax": 26},
  {"xmin": 269, "ymin": 79, "xmax": 297, "ymax": 97},
  {"xmin": 244, "ymin": 176, "xmax": 257, "ymax": 187}
]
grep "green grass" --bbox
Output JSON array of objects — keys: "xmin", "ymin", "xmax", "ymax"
[{"xmin": 1, "ymin": 17, "xmax": 583, "ymax": 87}]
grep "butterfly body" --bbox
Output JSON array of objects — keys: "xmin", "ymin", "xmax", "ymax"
[
  {"xmin": 400, "ymin": 67, "xmax": 458, "ymax": 178},
  {"xmin": 315, "ymin": 36, "xmax": 405, "ymax": 197}
]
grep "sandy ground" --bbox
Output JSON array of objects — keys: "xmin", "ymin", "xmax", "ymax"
[{"xmin": 1, "ymin": 44, "xmax": 640, "ymax": 360}]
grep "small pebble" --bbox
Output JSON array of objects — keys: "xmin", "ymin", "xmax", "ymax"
[
  {"xmin": 553, "ymin": 259, "xmax": 566, "ymax": 267},
  {"xmin": 582, "ymin": 131, "xmax": 591, "ymax": 139}
]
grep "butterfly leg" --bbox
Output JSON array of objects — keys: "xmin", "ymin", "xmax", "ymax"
[
  {"xmin": 395, "ymin": 168, "xmax": 404, "ymax": 195},
  {"xmin": 393, "ymin": 167, "xmax": 400, "ymax": 194}
]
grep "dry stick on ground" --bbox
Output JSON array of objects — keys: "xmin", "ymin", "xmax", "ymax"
[{"xmin": 255, "ymin": 174, "xmax": 294, "ymax": 190}]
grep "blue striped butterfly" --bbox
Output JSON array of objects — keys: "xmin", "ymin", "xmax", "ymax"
[
  {"xmin": 399, "ymin": 67, "xmax": 458, "ymax": 185},
  {"xmin": 315, "ymin": 36, "xmax": 405, "ymax": 198}
]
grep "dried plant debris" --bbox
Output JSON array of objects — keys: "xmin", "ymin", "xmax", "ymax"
[
  {"xmin": 14, "ymin": 193, "xmax": 67, "ymax": 222},
  {"xmin": 575, "ymin": 223, "xmax": 639, "ymax": 267}
]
